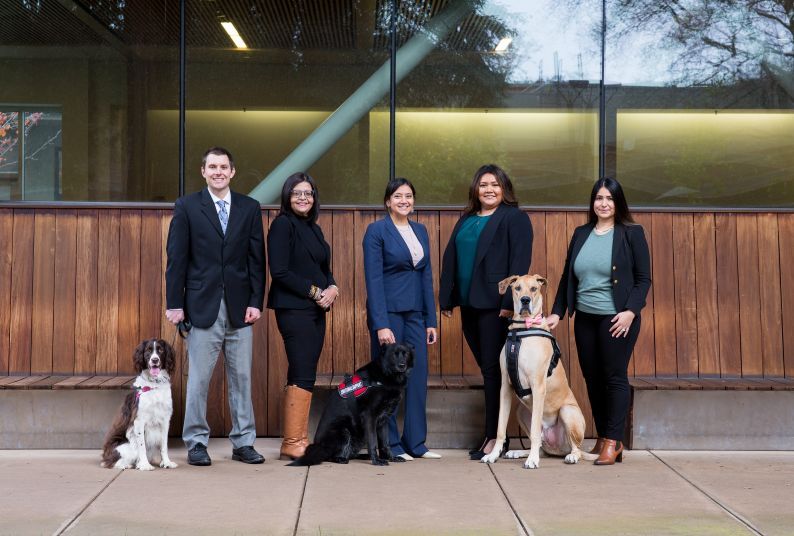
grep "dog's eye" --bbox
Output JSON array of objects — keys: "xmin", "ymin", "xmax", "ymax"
[
  {"xmin": 514, "ymin": 285, "xmax": 521, "ymax": 291},
  {"xmin": 530, "ymin": 286, "xmax": 537, "ymax": 292}
]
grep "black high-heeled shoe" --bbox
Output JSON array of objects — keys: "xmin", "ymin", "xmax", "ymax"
[
  {"xmin": 468, "ymin": 438, "xmax": 489, "ymax": 456},
  {"xmin": 469, "ymin": 437, "xmax": 509, "ymax": 460}
]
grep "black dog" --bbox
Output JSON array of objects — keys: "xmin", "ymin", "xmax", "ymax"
[{"xmin": 289, "ymin": 343, "xmax": 414, "ymax": 466}]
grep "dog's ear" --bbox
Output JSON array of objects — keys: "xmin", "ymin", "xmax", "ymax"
[
  {"xmin": 498, "ymin": 275, "xmax": 520, "ymax": 295},
  {"xmin": 133, "ymin": 340, "xmax": 148, "ymax": 373},
  {"xmin": 159, "ymin": 339, "xmax": 177, "ymax": 375},
  {"xmin": 534, "ymin": 275, "xmax": 547, "ymax": 287}
]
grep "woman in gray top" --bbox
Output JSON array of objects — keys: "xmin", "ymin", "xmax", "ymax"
[{"xmin": 546, "ymin": 177, "xmax": 651, "ymax": 465}]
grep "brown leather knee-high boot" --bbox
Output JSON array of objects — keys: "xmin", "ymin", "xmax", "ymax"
[{"xmin": 279, "ymin": 385, "xmax": 312, "ymax": 461}]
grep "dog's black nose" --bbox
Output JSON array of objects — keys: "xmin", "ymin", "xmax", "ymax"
[
  {"xmin": 396, "ymin": 362, "xmax": 407, "ymax": 372},
  {"xmin": 520, "ymin": 296, "xmax": 530, "ymax": 304},
  {"xmin": 151, "ymin": 356, "xmax": 160, "ymax": 365}
]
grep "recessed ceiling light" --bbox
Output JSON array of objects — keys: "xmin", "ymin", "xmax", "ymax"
[
  {"xmin": 221, "ymin": 22, "xmax": 247, "ymax": 49},
  {"xmin": 495, "ymin": 37, "xmax": 512, "ymax": 53}
]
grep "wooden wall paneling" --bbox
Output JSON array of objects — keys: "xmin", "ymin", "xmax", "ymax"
[
  {"xmin": 527, "ymin": 212, "xmax": 547, "ymax": 286},
  {"xmin": 74, "ymin": 210, "xmax": 98, "ymax": 374},
  {"xmin": 544, "ymin": 212, "xmax": 570, "ymax": 369},
  {"xmin": 267, "ymin": 210, "xmax": 288, "ymax": 435},
  {"xmin": 417, "ymin": 211, "xmax": 442, "ymax": 377},
  {"xmin": 564, "ymin": 212, "xmax": 592, "ymax": 435},
  {"xmin": 139, "ymin": 211, "xmax": 163, "ymax": 340},
  {"xmin": 251, "ymin": 210, "xmax": 270, "ymax": 436},
  {"xmin": 353, "ymin": 211, "xmax": 375, "ymax": 370},
  {"xmin": 672, "ymin": 214, "xmax": 698, "ymax": 376},
  {"xmin": 651, "ymin": 213, "xmax": 677, "ymax": 376},
  {"xmin": 117, "ymin": 211, "xmax": 142, "ymax": 375},
  {"xmin": 331, "ymin": 211, "xmax": 355, "ymax": 377},
  {"xmin": 10, "ymin": 209, "xmax": 34, "ymax": 375},
  {"xmin": 631, "ymin": 213, "xmax": 655, "ymax": 377},
  {"xmin": 438, "ymin": 212, "xmax": 463, "ymax": 376},
  {"xmin": 693, "ymin": 214, "xmax": 719, "ymax": 376},
  {"xmin": 95, "ymin": 210, "xmax": 120, "ymax": 374},
  {"xmin": 736, "ymin": 214, "xmax": 762, "ymax": 376},
  {"xmin": 0, "ymin": 209, "xmax": 12, "ymax": 374},
  {"xmin": 31, "ymin": 210, "xmax": 56, "ymax": 374},
  {"xmin": 757, "ymin": 214, "xmax": 784, "ymax": 377},
  {"xmin": 778, "ymin": 214, "xmax": 794, "ymax": 378},
  {"xmin": 316, "ymin": 212, "xmax": 334, "ymax": 376},
  {"xmin": 715, "ymin": 214, "xmax": 741, "ymax": 377},
  {"xmin": 52, "ymin": 211, "xmax": 77, "ymax": 374}
]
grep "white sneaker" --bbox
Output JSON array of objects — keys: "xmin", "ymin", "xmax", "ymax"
[
  {"xmin": 397, "ymin": 453, "xmax": 414, "ymax": 461},
  {"xmin": 420, "ymin": 451, "xmax": 442, "ymax": 459}
]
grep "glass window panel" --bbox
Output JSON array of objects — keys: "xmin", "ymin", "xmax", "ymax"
[
  {"xmin": 395, "ymin": 0, "xmax": 601, "ymax": 206},
  {"xmin": 0, "ymin": 0, "xmax": 179, "ymax": 201},
  {"xmin": 604, "ymin": 0, "xmax": 794, "ymax": 207},
  {"xmin": 180, "ymin": 1, "xmax": 390, "ymax": 205}
]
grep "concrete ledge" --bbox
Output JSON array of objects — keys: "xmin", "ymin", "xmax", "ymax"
[
  {"xmin": 0, "ymin": 390, "xmax": 128, "ymax": 449},
  {"xmin": 632, "ymin": 390, "xmax": 794, "ymax": 450}
]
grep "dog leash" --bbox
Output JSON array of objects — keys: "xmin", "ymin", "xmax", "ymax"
[{"xmin": 169, "ymin": 319, "xmax": 192, "ymax": 347}]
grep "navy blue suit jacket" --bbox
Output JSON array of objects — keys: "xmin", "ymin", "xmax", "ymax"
[{"xmin": 363, "ymin": 217, "xmax": 437, "ymax": 331}]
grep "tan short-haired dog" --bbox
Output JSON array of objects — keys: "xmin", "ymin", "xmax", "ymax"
[{"xmin": 481, "ymin": 274, "xmax": 597, "ymax": 468}]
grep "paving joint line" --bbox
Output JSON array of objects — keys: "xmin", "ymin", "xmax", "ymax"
[
  {"xmin": 649, "ymin": 450, "xmax": 765, "ymax": 536},
  {"xmin": 487, "ymin": 463, "xmax": 534, "ymax": 536},
  {"xmin": 53, "ymin": 469, "xmax": 123, "ymax": 536},
  {"xmin": 292, "ymin": 466, "xmax": 310, "ymax": 536}
]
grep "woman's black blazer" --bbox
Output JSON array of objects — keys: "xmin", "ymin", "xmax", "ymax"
[
  {"xmin": 266, "ymin": 213, "xmax": 335, "ymax": 310},
  {"xmin": 439, "ymin": 204, "xmax": 533, "ymax": 311},
  {"xmin": 551, "ymin": 222, "xmax": 651, "ymax": 318}
]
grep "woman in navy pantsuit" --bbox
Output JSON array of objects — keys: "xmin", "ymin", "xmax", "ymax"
[{"xmin": 363, "ymin": 178, "xmax": 440, "ymax": 460}]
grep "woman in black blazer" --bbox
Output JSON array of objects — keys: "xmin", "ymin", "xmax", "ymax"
[
  {"xmin": 439, "ymin": 164, "xmax": 533, "ymax": 460},
  {"xmin": 547, "ymin": 177, "xmax": 651, "ymax": 465},
  {"xmin": 267, "ymin": 172, "xmax": 338, "ymax": 460}
]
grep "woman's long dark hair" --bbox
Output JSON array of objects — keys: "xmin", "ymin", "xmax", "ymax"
[
  {"xmin": 463, "ymin": 164, "xmax": 518, "ymax": 215},
  {"xmin": 280, "ymin": 172, "xmax": 319, "ymax": 222},
  {"xmin": 588, "ymin": 177, "xmax": 634, "ymax": 225}
]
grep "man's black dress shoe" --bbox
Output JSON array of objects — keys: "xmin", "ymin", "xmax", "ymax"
[
  {"xmin": 232, "ymin": 445, "xmax": 265, "ymax": 464},
  {"xmin": 188, "ymin": 443, "xmax": 211, "ymax": 466}
]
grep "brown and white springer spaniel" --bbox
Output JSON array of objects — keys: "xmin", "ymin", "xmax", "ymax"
[{"xmin": 101, "ymin": 339, "xmax": 177, "ymax": 470}]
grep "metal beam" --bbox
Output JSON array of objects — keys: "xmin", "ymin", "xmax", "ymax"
[
  {"xmin": 249, "ymin": 0, "xmax": 476, "ymax": 203},
  {"xmin": 56, "ymin": 0, "xmax": 130, "ymax": 59}
]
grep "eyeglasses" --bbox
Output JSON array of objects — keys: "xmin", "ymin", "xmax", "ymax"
[{"xmin": 291, "ymin": 190, "xmax": 314, "ymax": 199}]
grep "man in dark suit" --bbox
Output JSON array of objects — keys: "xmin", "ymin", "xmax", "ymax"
[{"xmin": 165, "ymin": 147, "xmax": 266, "ymax": 466}]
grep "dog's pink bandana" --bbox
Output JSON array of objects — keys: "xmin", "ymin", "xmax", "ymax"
[{"xmin": 338, "ymin": 374, "xmax": 368, "ymax": 398}]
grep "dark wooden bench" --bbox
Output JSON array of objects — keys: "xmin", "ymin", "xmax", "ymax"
[
  {"xmin": 0, "ymin": 375, "xmax": 137, "ymax": 390},
  {"xmin": 315, "ymin": 374, "xmax": 484, "ymax": 390},
  {"xmin": 627, "ymin": 376, "xmax": 794, "ymax": 449}
]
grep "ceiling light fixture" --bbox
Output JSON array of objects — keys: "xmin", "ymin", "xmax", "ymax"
[
  {"xmin": 495, "ymin": 37, "xmax": 512, "ymax": 53},
  {"xmin": 221, "ymin": 22, "xmax": 248, "ymax": 49}
]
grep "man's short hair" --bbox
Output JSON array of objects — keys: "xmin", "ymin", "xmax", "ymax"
[{"xmin": 202, "ymin": 147, "xmax": 235, "ymax": 170}]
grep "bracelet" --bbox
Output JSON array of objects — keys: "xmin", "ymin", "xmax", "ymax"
[{"xmin": 308, "ymin": 285, "xmax": 322, "ymax": 300}]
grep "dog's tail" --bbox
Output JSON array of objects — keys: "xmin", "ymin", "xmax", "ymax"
[
  {"xmin": 579, "ymin": 451, "xmax": 599, "ymax": 461},
  {"xmin": 287, "ymin": 443, "xmax": 331, "ymax": 467}
]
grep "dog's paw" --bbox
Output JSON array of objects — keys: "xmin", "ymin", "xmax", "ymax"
[
  {"xmin": 564, "ymin": 453, "xmax": 580, "ymax": 465},
  {"xmin": 389, "ymin": 456, "xmax": 406, "ymax": 463},
  {"xmin": 524, "ymin": 454, "xmax": 540, "ymax": 469},
  {"xmin": 480, "ymin": 451, "xmax": 500, "ymax": 464},
  {"xmin": 371, "ymin": 458, "xmax": 389, "ymax": 466},
  {"xmin": 330, "ymin": 457, "xmax": 349, "ymax": 464},
  {"xmin": 136, "ymin": 463, "xmax": 155, "ymax": 471},
  {"xmin": 504, "ymin": 449, "xmax": 529, "ymax": 459},
  {"xmin": 161, "ymin": 460, "xmax": 178, "ymax": 469}
]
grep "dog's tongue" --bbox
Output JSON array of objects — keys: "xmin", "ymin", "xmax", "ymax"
[{"xmin": 150, "ymin": 366, "xmax": 161, "ymax": 377}]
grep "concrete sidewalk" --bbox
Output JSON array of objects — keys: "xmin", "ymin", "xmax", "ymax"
[{"xmin": 1, "ymin": 439, "xmax": 792, "ymax": 536}]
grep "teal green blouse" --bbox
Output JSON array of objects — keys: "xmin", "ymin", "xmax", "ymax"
[{"xmin": 455, "ymin": 215, "xmax": 490, "ymax": 306}]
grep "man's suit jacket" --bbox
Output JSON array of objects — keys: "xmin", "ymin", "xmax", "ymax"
[
  {"xmin": 363, "ymin": 217, "xmax": 437, "ymax": 331},
  {"xmin": 166, "ymin": 188, "xmax": 265, "ymax": 329},
  {"xmin": 439, "ymin": 204, "xmax": 533, "ymax": 311},
  {"xmin": 266, "ymin": 212, "xmax": 335, "ymax": 310},
  {"xmin": 551, "ymin": 222, "xmax": 651, "ymax": 318}
]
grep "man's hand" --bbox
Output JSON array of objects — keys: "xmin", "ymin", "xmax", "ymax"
[
  {"xmin": 166, "ymin": 309, "xmax": 185, "ymax": 325},
  {"xmin": 245, "ymin": 307, "xmax": 262, "ymax": 324}
]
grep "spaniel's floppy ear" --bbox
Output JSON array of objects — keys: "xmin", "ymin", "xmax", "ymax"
[
  {"xmin": 159, "ymin": 339, "xmax": 177, "ymax": 376},
  {"xmin": 498, "ymin": 275, "xmax": 520, "ymax": 295},
  {"xmin": 132, "ymin": 340, "xmax": 148, "ymax": 373}
]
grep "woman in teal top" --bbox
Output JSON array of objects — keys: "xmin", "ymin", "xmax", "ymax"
[
  {"xmin": 439, "ymin": 164, "xmax": 533, "ymax": 460},
  {"xmin": 547, "ymin": 177, "xmax": 651, "ymax": 465}
]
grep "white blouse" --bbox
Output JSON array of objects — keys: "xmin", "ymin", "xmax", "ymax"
[{"xmin": 395, "ymin": 224, "xmax": 424, "ymax": 266}]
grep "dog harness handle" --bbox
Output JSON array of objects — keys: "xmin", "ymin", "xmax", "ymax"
[{"xmin": 505, "ymin": 328, "xmax": 562, "ymax": 398}]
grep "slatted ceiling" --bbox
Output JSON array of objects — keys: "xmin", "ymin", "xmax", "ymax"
[
  {"xmin": 0, "ymin": 1, "xmax": 105, "ymax": 46},
  {"xmin": 74, "ymin": 0, "xmax": 180, "ymax": 46}
]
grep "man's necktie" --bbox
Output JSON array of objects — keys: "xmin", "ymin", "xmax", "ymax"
[{"xmin": 217, "ymin": 200, "xmax": 228, "ymax": 234}]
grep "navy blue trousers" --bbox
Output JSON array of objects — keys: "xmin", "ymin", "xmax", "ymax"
[{"xmin": 370, "ymin": 310, "xmax": 429, "ymax": 457}]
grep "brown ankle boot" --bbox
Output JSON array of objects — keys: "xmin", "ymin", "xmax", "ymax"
[
  {"xmin": 589, "ymin": 437, "xmax": 605, "ymax": 455},
  {"xmin": 279, "ymin": 385, "xmax": 312, "ymax": 461},
  {"xmin": 594, "ymin": 439, "xmax": 624, "ymax": 465}
]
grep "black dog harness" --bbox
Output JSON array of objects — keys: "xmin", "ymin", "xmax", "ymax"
[
  {"xmin": 337, "ymin": 373, "xmax": 382, "ymax": 399},
  {"xmin": 505, "ymin": 327, "xmax": 562, "ymax": 398}
]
